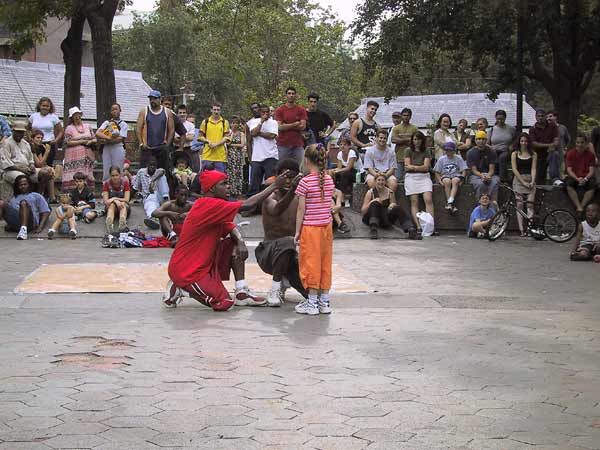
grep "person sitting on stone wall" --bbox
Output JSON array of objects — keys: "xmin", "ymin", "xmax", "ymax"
[{"xmin": 363, "ymin": 129, "xmax": 398, "ymax": 192}]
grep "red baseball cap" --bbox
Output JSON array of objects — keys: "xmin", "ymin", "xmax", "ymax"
[{"xmin": 200, "ymin": 170, "xmax": 227, "ymax": 193}]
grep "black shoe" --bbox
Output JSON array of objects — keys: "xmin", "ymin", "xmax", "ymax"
[
  {"xmin": 369, "ymin": 228, "xmax": 378, "ymax": 240},
  {"xmin": 338, "ymin": 221, "xmax": 350, "ymax": 234},
  {"xmin": 144, "ymin": 218, "xmax": 160, "ymax": 230},
  {"xmin": 416, "ymin": 229, "xmax": 423, "ymax": 240},
  {"xmin": 408, "ymin": 227, "xmax": 417, "ymax": 240}
]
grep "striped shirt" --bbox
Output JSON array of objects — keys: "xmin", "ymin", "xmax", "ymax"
[{"xmin": 295, "ymin": 172, "xmax": 335, "ymax": 226}]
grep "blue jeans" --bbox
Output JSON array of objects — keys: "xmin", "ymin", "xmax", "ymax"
[
  {"xmin": 395, "ymin": 162, "xmax": 405, "ymax": 182},
  {"xmin": 201, "ymin": 160, "xmax": 226, "ymax": 173},
  {"xmin": 548, "ymin": 151, "xmax": 561, "ymax": 182}
]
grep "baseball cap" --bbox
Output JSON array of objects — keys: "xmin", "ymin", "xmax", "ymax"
[
  {"xmin": 148, "ymin": 89, "xmax": 162, "ymax": 98},
  {"xmin": 391, "ymin": 111, "xmax": 402, "ymax": 117},
  {"xmin": 475, "ymin": 130, "xmax": 487, "ymax": 139},
  {"xmin": 443, "ymin": 141, "xmax": 457, "ymax": 152}
]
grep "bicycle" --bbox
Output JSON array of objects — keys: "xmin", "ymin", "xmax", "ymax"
[{"xmin": 487, "ymin": 182, "xmax": 578, "ymax": 242}]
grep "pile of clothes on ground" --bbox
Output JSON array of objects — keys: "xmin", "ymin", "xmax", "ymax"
[{"xmin": 101, "ymin": 229, "xmax": 173, "ymax": 248}]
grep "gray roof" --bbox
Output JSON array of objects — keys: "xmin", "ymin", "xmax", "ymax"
[
  {"xmin": 340, "ymin": 93, "xmax": 537, "ymax": 130},
  {"xmin": 0, "ymin": 59, "xmax": 152, "ymax": 123}
]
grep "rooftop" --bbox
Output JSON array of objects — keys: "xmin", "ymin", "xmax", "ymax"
[{"xmin": 0, "ymin": 59, "xmax": 151, "ymax": 123}]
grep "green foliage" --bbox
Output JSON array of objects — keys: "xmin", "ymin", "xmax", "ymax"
[
  {"xmin": 578, "ymin": 114, "xmax": 600, "ymax": 136},
  {"xmin": 113, "ymin": 0, "xmax": 366, "ymax": 121}
]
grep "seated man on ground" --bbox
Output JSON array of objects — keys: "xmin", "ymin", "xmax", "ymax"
[
  {"xmin": 565, "ymin": 134, "xmax": 597, "ymax": 218},
  {"xmin": 70, "ymin": 171, "xmax": 97, "ymax": 223},
  {"xmin": 467, "ymin": 130, "xmax": 500, "ymax": 204},
  {"xmin": 152, "ymin": 184, "xmax": 193, "ymax": 244},
  {"xmin": 468, "ymin": 193, "xmax": 496, "ymax": 238},
  {"xmin": 433, "ymin": 141, "xmax": 467, "ymax": 214},
  {"xmin": 361, "ymin": 172, "xmax": 416, "ymax": 240},
  {"xmin": 256, "ymin": 159, "xmax": 309, "ymax": 306},
  {"xmin": 163, "ymin": 169, "xmax": 291, "ymax": 311},
  {"xmin": 131, "ymin": 156, "xmax": 169, "ymax": 230},
  {"xmin": 363, "ymin": 129, "xmax": 398, "ymax": 192},
  {"xmin": 47, "ymin": 192, "xmax": 77, "ymax": 239},
  {"xmin": 102, "ymin": 166, "xmax": 131, "ymax": 234},
  {"xmin": 0, "ymin": 121, "xmax": 53, "ymax": 198},
  {"xmin": 570, "ymin": 203, "xmax": 600, "ymax": 262},
  {"xmin": 0, "ymin": 175, "xmax": 50, "ymax": 240}
]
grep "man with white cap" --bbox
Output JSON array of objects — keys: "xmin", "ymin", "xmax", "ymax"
[
  {"xmin": 136, "ymin": 89, "xmax": 174, "ymax": 170},
  {"xmin": 1, "ymin": 120, "xmax": 53, "ymax": 195}
]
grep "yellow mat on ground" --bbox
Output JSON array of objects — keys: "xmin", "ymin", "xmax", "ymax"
[{"xmin": 15, "ymin": 263, "xmax": 370, "ymax": 294}]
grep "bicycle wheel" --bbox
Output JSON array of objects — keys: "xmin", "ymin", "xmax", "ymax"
[
  {"xmin": 487, "ymin": 209, "xmax": 510, "ymax": 241},
  {"xmin": 542, "ymin": 209, "xmax": 578, "ymax": 243}
]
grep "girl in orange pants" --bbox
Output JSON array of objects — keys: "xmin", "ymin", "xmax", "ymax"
[{"xmin": 294, "ymin": 143, "xmax": 335, "ymax": 315}]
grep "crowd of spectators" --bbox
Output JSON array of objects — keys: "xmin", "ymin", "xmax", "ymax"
[{"xmin": 0, "ymin": 88, "xmax": 599, "ymax": 258}]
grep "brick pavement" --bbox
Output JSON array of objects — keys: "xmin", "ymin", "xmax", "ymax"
[{"xmin": 0, "ymin": 238, "xmax": 599, "ymax": 449}]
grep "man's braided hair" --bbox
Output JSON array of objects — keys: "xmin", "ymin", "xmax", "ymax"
[{"xmin": 305, "ymin": 143, "xmax": 328, "ymax": 200}]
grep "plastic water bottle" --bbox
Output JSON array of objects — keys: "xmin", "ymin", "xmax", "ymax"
[{"xmin": 355, "ymin": 171, "xmax": 362, "ymax": 184}]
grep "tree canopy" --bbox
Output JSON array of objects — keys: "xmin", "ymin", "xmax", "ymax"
[
  {"xmin": 352, "ymin": 0, "xmax": 600, "ymax": 135},
  {"xmin": 113, "ymin": 0, "xmax": 368, "ymax": 121}
]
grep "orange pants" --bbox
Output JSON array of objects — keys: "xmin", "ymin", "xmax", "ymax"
[{"xmin": 299, "ymin": 224, "xmax": 333, "ymax": 291}]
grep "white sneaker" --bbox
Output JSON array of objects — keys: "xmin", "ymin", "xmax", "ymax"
[
  {"xmin": 69, "ymin": 229, "xmax": 77, "ymax": 240},
  {"xmin": 47, "ymin": 229, "xmax": 55, "ymax": 240},
  {"xmin": 234, "ymin": 286, "xmax": 267, "ymax": 306},
  {"xmin": 295, "ymin": 301, "xmax": 319, "ymax": 315},
  {"xmin": 162, "ymin": 280, "xmax": 183, "ymax": 308},
  {"xmin": 167, "ymin": 231, "xmax": 177, "ymax": 241},
  {"xmin": 266, "ymin": 287, "xmax": 282, "ymax": 307},
  {"xmin": 318, "ymin": 301, "xmax": 332, "ymax": 314},
  {"xmin": 17, "ymin": 227, "xmax": 27, "ymax": 240}
]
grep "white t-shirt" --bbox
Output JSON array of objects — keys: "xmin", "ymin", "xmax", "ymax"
[
  {"xmin": 175, "ymin": 120, "xmax": 195, "ymax": 148},
  {"xmin": 247, "ymin": 117, "xmax": 278, "ymax": 162},
  {"xmin": 337, "ymin": 149, "xmax": 357, "ymax": 167},
  {"xmin": 98, "ymin": 119, "xmax": 128, "ymax": 154},
  {"xmin": 28, "ymin": 112, "xmax": 60, "ymax": 142}
]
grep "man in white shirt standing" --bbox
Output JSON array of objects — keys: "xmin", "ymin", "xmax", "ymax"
[
  {"xmin": 247, "ymin": 105, "xmax": 279, "ymax": 196},
  {"xmin": 174, "ymin": 104, "xmax": 199, "ymax": 172}
]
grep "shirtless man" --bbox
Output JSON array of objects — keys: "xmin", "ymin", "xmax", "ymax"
[
  {"xmin": 256, "ymin": 158, "xmax": 309, "ymax": 306},
  {"xmin": 152, "ymin": 183, "xmax": 193, "ymax": 244}
]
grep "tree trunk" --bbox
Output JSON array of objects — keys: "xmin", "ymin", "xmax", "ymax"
[
  {"xmin": 84, "ymin": 1, "xmax": 119, "ymax": 127},
  {"xmin": 554, "ymin": 92, "xmax": 580, "ymax": 146},
  {"xmin": 60, "ymin": 8, "xmax": 85, "ymax": 127}
]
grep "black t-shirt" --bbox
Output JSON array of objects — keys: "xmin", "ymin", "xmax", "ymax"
[
  {"xmin": 190, "ymin": 175, "xmax": 202, "ymax": 196},
  {"xmin": 69, "ymin": 186, "xmax": 96, "ymax": 208},
  {"xmin": 307, "ymin": 110, "xmax": 333, "ymax": 142},
  {"xmin": 32, "ymin": 143, "xmax": 46, "ymax": 157}
]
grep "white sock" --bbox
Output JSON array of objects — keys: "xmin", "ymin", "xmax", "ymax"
[
  {"xmin": 20, "ymin": 226, "xmax": 27, "ymax": 232},
  {"xmin": 308, "ymin": 294, "xmax": 318, "ymax": 305},
  {"xmin": 271, "ymin": 280, "xmax": 281, "ymax": 291},
  {"xmin": 235, "ymin": 280, "xmax": 246, "ymax": 290},
  {"xmin": 448, "ymin": 197, "xmax": 454, "ymax": 204},
  {"xmin": 320, "ymin": 293, "xmax": 330, "ymax": 304}
]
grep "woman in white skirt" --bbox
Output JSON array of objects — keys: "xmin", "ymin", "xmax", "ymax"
[
  {"xmin": 404, "ymin": 131, "xmax": 435, "ymax": 237},
  {"xmin": 511, "ymin": 132, "xmax": 537, "ymax": 237}
]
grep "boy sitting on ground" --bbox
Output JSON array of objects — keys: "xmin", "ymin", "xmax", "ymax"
[
  {"xmin": 69, "ymin": 171, "xmax": 97, "ymax": 223},
  {"xmin": 570, "ymin": 203, "xmax": 600, "ymax": 262},
  {"xmin": 468, "ymin": 193, "xmax": 496, "ymax": 238},
  {"xmin": 47, "ymin": 192, "xmax": 77, "ymax": 239}
]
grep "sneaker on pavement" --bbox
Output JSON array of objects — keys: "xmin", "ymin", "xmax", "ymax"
[
  {"xmin": 167, "ymin": 231, "xmax": 177, "ymax": 241},
  {"xmin": 47, "ymin": 229, "xmax": 55, "ymax": 240},
  {"xmin": 338, "ymin": 221, "xmax": 350, "ymax": 234},
  {"xmin": 69, "ymin": 229, "xmax": 77, "ymax": 240},
  {"xmin": 209, "ymin": 298, "xmax": 235, "ymax": 311},
  {"xmin": 408, "ymin": 227, "xmax": 417, "ymax": 240},
  {"xmin": 234, "ymin": 286, "xmax": 267, "ymax": 306},
  {"xmin": 266, "ymin": 287, "xmax": 282, "ymax": 307},
  {"xmin": 451, "ymin": 205, "xmax": 459, "ymax": 215},
  {"xmin": 162, "ymin": 280, "xmax": 183, "ymax": 308},
  {"xmin": 369, "ymin": 228, "xmax": 378, "ymax": 240},
  {"xmin": 17, "ymin": 227, "xmax": 27, "ymax": 240},
  {"xmin": 144, "ymin": 217, "xmax": 160, "ymax": 230},
  {"xmin": 445, "ymin": 203, "xmax": 452, "ymax": 211},
  {"xmin": 295, "ymin": 301, "xmax": 319, "ymax": 315},
  {"xmin": 318, "ymin": 301, "xmax": 332, "ymax": 314}
]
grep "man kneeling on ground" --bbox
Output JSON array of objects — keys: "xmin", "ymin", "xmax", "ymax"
[
  {"xmin": 163, "ymin": 169, "xmax": 289, "ymax": 311},
  {"xmin": 152, "ymin": 183, "xmax": 193, "ymax": 244},
  {"xmin": 256, "ymin": 159, "xmax": 308, "ymax": 306},
  {"xmin": 570, "ymin": 203, "xmax": 600, "ymax": 262}
]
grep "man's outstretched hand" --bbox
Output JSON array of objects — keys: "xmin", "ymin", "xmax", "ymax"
[{"xmin": 273, "ymin": 170, "xmax": 290, "ymax": 189}]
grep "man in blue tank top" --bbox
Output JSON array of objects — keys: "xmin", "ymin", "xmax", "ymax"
[{"xmin": 136, "ymin": 90, "xmax": 174, "ymax": 170}]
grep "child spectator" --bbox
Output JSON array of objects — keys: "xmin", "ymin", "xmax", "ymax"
[
  {"xmin": 468, "ymin": 193, "xmax": 496, "ymax": 238},
  {"xmin": 30, "ymin": 128, "xmax": 57, "ymax": 203},
  {"xmin": 565, "ymin": 133, "xmax": 597, "ymax": 219},
  {"xmin": 511, "ymin": 133, "xmax": 537, "ymax": 236},
  {"xmin": 570, "ymin": 203, "xmax": 600, "ymax": 262},
  {"xmin": 433, "ymin": 141, "xmax": 467, "ymax": 214},
  {"xmin": 361, "ymin": 172, "xmax": 416, "ymax": 240},
  {"xmin": 102, "ymin": 166, "xmax": 131, "ymax": 233},
  {"xmin": 172, "ymin": 154, "xmax": 196, "ymax": 187},
  {"xmin": 467, "ymin": 130, "xmax": 500, "ymax": 204},
  {"xmin": 294, "ymin": 143, "xmax": 335, "ymax": 315},
  {"xmin": 330, "ymin": 136, "xmax": 357, "ymax": 206},
  {"xmin": 47, "ymin": 192, "xmax": 77, "ymax": 239},
  {"xmin": 70, "ymin": 171, "xmax": 97, "ymax": 223},
  {"xmin": 331, "ymin": 188, "xmax": 350, "ymax": 234},
  {"xmin": 405, "ymin": 131, "xmax": 435, "ymax": 233}
]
